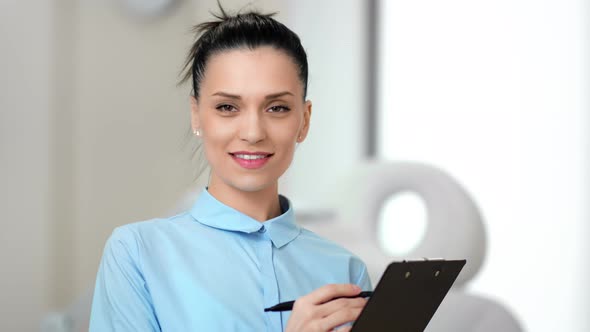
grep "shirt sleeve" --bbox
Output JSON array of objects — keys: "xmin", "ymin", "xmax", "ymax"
[
  {"xmin": 351, "ymin": 257, "xmax": 373, "ymax": 291},
  {"xmin": 89, "ymin": 226, "xmax": 160, "ymax": 332}
]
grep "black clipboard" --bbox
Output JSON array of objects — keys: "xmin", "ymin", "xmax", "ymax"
[{"xmin": 351, "ymin": 259, "xmax": 466, "ymax": 332}]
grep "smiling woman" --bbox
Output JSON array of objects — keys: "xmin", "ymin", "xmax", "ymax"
[
  {"xmin": 88, "ymin": 5, "xmax": 371, "ymax": 332},
  {"xmin": 192, "ymin": 47, "xmax": 310, "ymax": 208}
]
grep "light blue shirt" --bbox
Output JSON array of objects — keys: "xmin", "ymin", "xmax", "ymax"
[{"xmin": 90, "ymin": 189, "xmax": 372, "ymax": 331}]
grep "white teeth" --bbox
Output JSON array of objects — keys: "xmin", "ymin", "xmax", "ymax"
[{"xmin": 234, "ymin": 154, "xmax": 268, "ymax": 160}]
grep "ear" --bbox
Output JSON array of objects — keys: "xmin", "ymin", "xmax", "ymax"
[
  {"xmin": 190, "ymin": 96, "xmax": 200, "ymax": 132},
  {"xmin": 297, "ymin": 100, "xmax": 312, "ymax": 143}
]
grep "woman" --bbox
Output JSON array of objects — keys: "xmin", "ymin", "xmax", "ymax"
[{"xmin": 90, "ymin": 7, "xmax": 371, "ymax": 332}]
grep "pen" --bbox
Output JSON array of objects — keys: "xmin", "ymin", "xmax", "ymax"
[{"xmin": 264, "ymin": 291, "xmax": 373, "ymax": 312}]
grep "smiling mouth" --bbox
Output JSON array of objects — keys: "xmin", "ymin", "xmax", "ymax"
[
  {"xmin": 230, "ymin": 153, "xmax": 274, "ymax": 160},
  {"xmin": 229, "ymin": 152, "xmax": 274, "ymax": 169}
]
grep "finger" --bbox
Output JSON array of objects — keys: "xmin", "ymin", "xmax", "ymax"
[
  {"xmin": 319, "ymin": 306, "xmax": 363, "ymax": 331},
  {"xmin": 333, "ymin": 326, "xmax": 352, "ymax": 332},
  {"xmin": 303, "ymin": 284, "xmax": 362, "ymax": 305},
  {"xmin": 317, "ymin": 297, "xmax": 367, "ymax": 318}
]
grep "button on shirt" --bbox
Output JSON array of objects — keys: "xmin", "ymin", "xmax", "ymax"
[{"xmin": 90, "ymin": 189, "xmax": 372, "ymax": 331}]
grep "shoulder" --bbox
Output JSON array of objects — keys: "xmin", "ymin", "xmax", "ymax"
[{"xmin": 103, "ymin": 212, "xmax": 196, "ymax": 256}]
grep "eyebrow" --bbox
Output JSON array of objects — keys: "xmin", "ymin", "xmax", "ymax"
[{"xmin": 211, "ymin": 91, "xmax": 294, "ymax": 100}]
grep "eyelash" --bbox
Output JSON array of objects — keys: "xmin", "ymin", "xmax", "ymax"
[
  {"xmin": 215, "ymin": 104, "xmax": 291, "ymax": 113},
  {"xmin": 216, "ymin": 104, "xmax": 237, "ymax": 113},
  {"xmin": 268, "ymin": 105, "xmax": 291, "ymax": 113}
]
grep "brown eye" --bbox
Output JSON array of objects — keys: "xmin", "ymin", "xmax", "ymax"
[
  {"xmin": 216, "ymin": 104, "xmax": 237, "ymax": 113},
  {"xmin": 268, "ymin": 105, "xmax": 290, "ymax": 113}
]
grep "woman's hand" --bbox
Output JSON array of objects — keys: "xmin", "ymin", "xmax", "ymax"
[{"xmin": 285, "ymin": 284, "xmax": 367, "ymax": 332}]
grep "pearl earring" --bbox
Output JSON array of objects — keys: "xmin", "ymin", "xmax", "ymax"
[{"xmin": 193, "ymin": 129, "xmax": 201, "ymax": 136}]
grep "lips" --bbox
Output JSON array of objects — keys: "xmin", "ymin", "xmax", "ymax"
[{"xmin": 229, "ymin": 151, "xmax": 274, "ymax": 169}]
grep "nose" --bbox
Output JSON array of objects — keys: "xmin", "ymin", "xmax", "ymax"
[{"xmin": 239, "ymin": 109, "xmax": 266, "ymax": 144}]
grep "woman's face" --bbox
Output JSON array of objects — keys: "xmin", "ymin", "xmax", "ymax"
[{"xmin": 191, "ymin": 46, "xmax": 311, "ymax": 194}]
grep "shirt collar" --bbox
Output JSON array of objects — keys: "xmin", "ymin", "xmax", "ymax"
[{"xmin": 189, "ymin": 188, "xmax": 301, "ymax": 248}]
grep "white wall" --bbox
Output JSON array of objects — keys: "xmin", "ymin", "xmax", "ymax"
[
  {"xmin": 69, "ymin": 0, "xmax": 201, "ymax": 300},
  {"xmin": 1, "ymin": 1, "xmax": 201, "ymax": 329},
  {"xmin": 378, "ymin": 0, "xmax": 589, "ymax": 331},
  {"xmin": 0, "ymin": 1, "xmax": 53, "ymax": 330},
  {"xmin": 282, "ymin": 0, "xmax": 368, "ymax": 211}
]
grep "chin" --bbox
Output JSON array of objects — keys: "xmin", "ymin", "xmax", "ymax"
[{"xmin": 227, "ymin": 176, "xmax": 277, "ymax": 193}]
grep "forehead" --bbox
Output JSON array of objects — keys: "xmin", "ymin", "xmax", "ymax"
[{"xmin": 200, "ymin": 46, "xmax": 303, "ymax": 98}]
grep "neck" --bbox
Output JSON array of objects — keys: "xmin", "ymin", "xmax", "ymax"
[{"xmin": 207, "ymin": 177, "xmax": 282, "ymax": 222}]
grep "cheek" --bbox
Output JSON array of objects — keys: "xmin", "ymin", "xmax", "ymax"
[
  {"xmin": 201, "ymin": 119, "xmax": 234, "ymax": 161},
  {"xmin": 272, "ymin": 114, "xmax": 299, "ymax": 137},
  {"xmin": 271, "ymin": 124, "xmax": 299, "ymax": 160}
]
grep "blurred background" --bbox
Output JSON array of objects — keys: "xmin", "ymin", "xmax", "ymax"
[{"xmin": 0, "ymin": 0, "xmax": 588, "ymax": 331}]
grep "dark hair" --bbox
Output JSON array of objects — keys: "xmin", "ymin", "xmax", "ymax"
[
  {"xmin": 180, "ymin": 5, "xmax": 309, "ymax": 182},
  {"xmin": 179, "ymin": 5, "xmax": 309, "ymax": 100}
]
